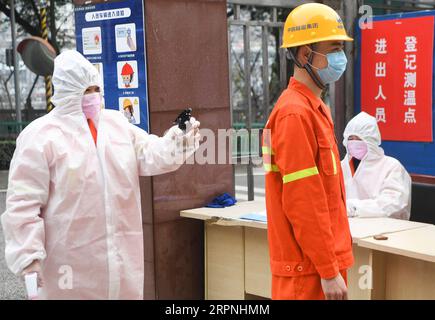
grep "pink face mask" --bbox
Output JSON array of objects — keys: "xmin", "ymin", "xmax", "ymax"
[
  {"xmin": 347, "ymin": 140, "xmax": 368, "ymax": 160},
  {"xmin": 82, "ymin": 92, "xmax": 101, "ymax": 119}
]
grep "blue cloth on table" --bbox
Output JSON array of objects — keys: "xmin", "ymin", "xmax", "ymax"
[{"xmin": 206, "ymin": 193, "xmax": 237, "ymax": 208}]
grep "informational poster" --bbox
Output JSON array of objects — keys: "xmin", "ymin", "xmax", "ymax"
[
  {"xmin": 360, "ymin": 16, "xmax": 434, "ymax": 142},
  {"xmin": 74, "ymin": 0, "xmax": 149, "ymax": 131},
  {"xmin": 355, "ymin": 11, "xmax": 435, "ymax": 176}
]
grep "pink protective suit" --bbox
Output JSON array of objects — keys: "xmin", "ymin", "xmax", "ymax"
[{"xmin": 1, "ymin": 50, "xmax": 199, "ymax": 299}]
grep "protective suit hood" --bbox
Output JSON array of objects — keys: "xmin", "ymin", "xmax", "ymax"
[
  {"xmin": 51, "ymin": 50, "xmax": 101, "ymax": 115},
  {"xmin": 343, "ymin": 111, "xmax": 384, "ymax": 160}
]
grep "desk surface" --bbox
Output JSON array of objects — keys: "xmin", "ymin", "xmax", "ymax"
[
  {"xmin": 358, "ymin": 225, "xmax": 435, "ymax": 263},
  {"xmin": 181, "ymin": 200, "xmax": 430, "ymax": 240},
  {"xmin": 180, "ymin": 200, "xmax": 267, "ymax": 229},
  {"xmin": 348, "ymin": 217, "xmax": 428, "ymax": 240}
]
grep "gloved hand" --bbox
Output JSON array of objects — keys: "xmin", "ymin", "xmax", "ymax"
[
  {"xmin": 346, "ymin": 199, "xmax": 357, "ymax": 217},
  {"xmin": 182, "ymin": 117, "xmax": 201, "ymax": 152},
  {"xmin": 163, "ymin": 117, "xmax": 201, "ymax": 163},
  {"xmin": 21, "ymin": 260, "xmax": 44, "ymax": 288}
]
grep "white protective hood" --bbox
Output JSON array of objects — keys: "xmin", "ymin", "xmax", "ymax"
[
  {"xmin": 51, "ymin": 50, "xmax": 101, "ymax": 116},
  {"xmin": 343, "ymin": 111, "xmax": 384, "ymax": 161}
]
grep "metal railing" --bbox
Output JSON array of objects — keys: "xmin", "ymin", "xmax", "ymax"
[
  {"xmin": 0, "ymin": 121, "xmax": 30, "ymax": 138},
  {"xmin": 227, "ymin": 1, "xmax": 298, "ymax": 200},
  {"xmin": 228, "ymin": 0, "xmax": 312, "ymax": 8}
]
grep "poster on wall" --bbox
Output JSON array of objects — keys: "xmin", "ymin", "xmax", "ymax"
[
  {"xmin": 360, "ymin": 15, "xmax": 434, "ymax": 142},
  {"xmin": 74, "ymin": 0, "xmax": 149, "ymax": 132}
]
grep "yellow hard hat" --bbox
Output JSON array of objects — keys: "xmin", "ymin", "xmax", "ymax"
[
  {"xmin": 282, "ymin": 3, "xmax": 353, "ymax": 48},
  {"xmin": 123, "ymin": 99, "xmax": 133, "ymax": 109}
]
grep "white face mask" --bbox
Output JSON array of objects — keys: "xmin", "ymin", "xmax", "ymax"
[{"xmin": 81, "ymin": 92, "xmax": 101, "ymax": 119}]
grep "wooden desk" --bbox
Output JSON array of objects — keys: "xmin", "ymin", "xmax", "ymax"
[
  {"xmin": 181, "ymin": 201, "xmax": 267, "ymax": 299},
  {"xmin": 347, "ymin": 218, "xmax": 429, "ymax": 300},
  {"xmin": 181, "ymin": 201, "xmax": 433, "ymax": 300},
  {"xmin": 354, "ymin": 226, "xmax": 435, "ymax": 299},
  {"xmin": 180, "ymin": 200, "xmax": 267, "ymax": 230},
  {"xmin": 348, "ymin": 217, "xmax": 428, "ymax": 240}
]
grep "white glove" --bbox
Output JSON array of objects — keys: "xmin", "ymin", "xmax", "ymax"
[
  {"xmin": 346, "ymin": 199, "xmax": 357, "ymax": 218},
  {"xmin": 162, "ymin": 117, "xmax": 201, "ymax": 163},
  {"xmin": 183, "ymin": 117, "xmax": 201, "ymax": 153}
]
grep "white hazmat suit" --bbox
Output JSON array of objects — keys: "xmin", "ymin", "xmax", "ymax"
[
  {"xmin": 341, "ymin": 112, "xmax": 411, "ymax": 220},
  {"xmin": 1, "ymin": 50, "xmax": 199, "ymax": 299}
]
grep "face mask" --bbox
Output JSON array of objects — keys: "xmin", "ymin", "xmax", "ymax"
[
  {"xmin": 82, "ymin": 92, "xmax": 101, "ymax": 119},
  {"xmin": 347, "ymin": 140, "xmax": 368, "ymax": 160},
  {"xmin": 309, "ymin": 50, "xmax": 348, "ymax": 84}
]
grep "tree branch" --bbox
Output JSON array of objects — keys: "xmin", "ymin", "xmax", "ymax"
[
  {"xmin": 0, "ymin": 1, "xmax": 41, "ymax": 37},
  {"xmin": 30, "ymin": 0, "xmax": 41, "ymax": 26}
]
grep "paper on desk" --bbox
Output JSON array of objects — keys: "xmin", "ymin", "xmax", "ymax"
[
  {"xmin": 239, "ymin": 211, "xmax": 267, "ymax": 222},
  {"xmin": 348, "ymin": 217, "xmax": 428, "ymax": 239}
]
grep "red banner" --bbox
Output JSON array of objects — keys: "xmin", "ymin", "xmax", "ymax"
[{"xmin": 361, "ymin": 16, "xmax": 434, "ymax": 142}]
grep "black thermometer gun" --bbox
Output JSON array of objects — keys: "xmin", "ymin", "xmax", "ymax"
[{"xmin": 173, "ymin": 108, "xmax": 193, "ymax": 131}]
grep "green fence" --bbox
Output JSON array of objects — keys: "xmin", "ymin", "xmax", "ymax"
[
  {"xmin": 0, "ymin": 121, "xmax": 30, "ymax": 170},
  {"xmin": 0, "ymin": 140, "xmax": 16, "ymax": 170},
  {"xmin": 0, "ymin": 121, "xmax": 30, "ymax": 138}
]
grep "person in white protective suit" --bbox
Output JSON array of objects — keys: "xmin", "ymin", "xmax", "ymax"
[
  {"xmin": 341, "ymin": 112, "xmax": 411, "ymax": 220},
  {"xmin": 1, "ymin": 50, "xmax": 201, "ymax": 299}
]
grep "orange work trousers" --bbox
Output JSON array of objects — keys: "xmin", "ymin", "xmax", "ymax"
[{"xmin": 272, "ymin": 269, "xmax": 348, "ymax": 300}]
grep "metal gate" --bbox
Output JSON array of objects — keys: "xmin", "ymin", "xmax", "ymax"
[
  {"xmin": 227, "ymin": 0, "xmax": 311, "ymax": 200},
  {"xmin": 228, "ymin": 0, "xmax": 435, "ymax": 201}
]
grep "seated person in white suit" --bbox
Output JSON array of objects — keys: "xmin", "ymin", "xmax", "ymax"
[{"xmin": 341, "ymin": 112, "xmax": 411, "ymax": 220}]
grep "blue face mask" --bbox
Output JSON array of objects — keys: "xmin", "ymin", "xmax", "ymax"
[{"xmin": 309, "ymin": 50, "xmax": 348, "ymax": 85}]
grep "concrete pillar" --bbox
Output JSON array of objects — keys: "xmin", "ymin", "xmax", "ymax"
[{"xmin": 142, "ymin": 0, "xmax": 234, "ymax": 299}]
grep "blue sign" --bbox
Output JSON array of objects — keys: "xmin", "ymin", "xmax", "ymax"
[
  {"xmin": 74, "ymin": 0, "xmax": 149, "ymax": 132},
  {"xmin": 355, "ymin": 10, "xmax": 435, "ymax": 176}
]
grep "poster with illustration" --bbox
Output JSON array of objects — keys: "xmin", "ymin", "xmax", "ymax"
[
  {"xmin": 119, "ymin": 97, "xmax": 140, "ymax": 124},
  {"xmin": 82, "ymin": 27, "xmax": 102, "ymax": 55},
  {"xmin": 75, "ymin": 0, "xmax": 149, "ymax": 132},
  {"xmin": 115, "ymin": 23, "xmax": 137, "ymax": 52},
  {"xmin": 117, "ymin": 61, "xmax": 138, "ymax": 89}
]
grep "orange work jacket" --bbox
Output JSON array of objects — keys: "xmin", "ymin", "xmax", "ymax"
[{"xmin": 263, "ymin": 77, "xmax": 354, "ymax": 283}]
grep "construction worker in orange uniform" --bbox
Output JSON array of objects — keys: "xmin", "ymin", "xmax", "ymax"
[{"xmin": 263, "ymin": 3, "xmax": 354, "ymax": 300}]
